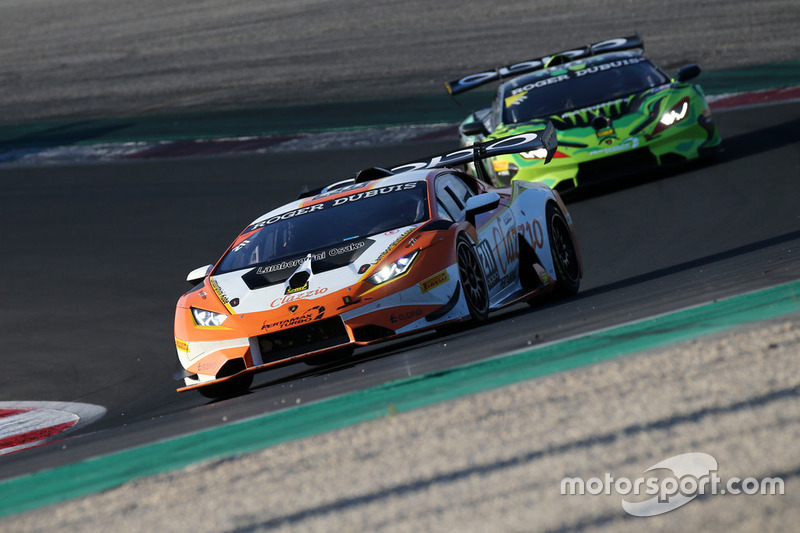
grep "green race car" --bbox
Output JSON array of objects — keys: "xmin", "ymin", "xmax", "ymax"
[{"xmin": 447, "ymin": 34, "xmax": 721, "ymax": 192}]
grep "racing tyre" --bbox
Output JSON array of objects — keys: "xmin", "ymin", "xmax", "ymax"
[
  {"xmin": 456, "ymin": 234, "xmax": 490, "ymax": 323},
  {"xmin": 546, "ymin": 203, "xmax": 580, "ymax": 297},
  {"xmin": 197, "ymin": 373, "xmax": 253, "ymax": 400}
]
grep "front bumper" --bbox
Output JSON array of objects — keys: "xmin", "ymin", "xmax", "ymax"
[{"xmin": 176, "ymin": 265, "xmax": 466, "ymax": 393}]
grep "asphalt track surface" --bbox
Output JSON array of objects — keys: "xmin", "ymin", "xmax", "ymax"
[
  {"xmin": 1, "ymin": 0, "xmax": 799, "ymax": 527},
  {"xmin": 1, "ymin": 0, "xmax": 799, "ymax": 124},
  {"xmin": 1, "ymin": 97, "xmax": 798, "ymax": 480}
]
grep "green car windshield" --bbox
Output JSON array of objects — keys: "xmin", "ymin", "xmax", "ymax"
[{"xmin": 502, "ymin": 57, "xmax": 669, "ymax": 124}]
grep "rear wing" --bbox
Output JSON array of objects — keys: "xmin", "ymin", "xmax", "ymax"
[
  {"xmin": 298, "ymin": 123, "xmax": 558, "ymax": 199},
  {"xmin": 389, "ymin": 121, "xmax": 557, "ymax": 184},
  {"xmin": 445, "ymin": 33, "xmax": 643, "ymax": 96}
]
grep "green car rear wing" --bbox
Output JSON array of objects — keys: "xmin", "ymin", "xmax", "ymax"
[{"xmin": 445, "ymin": 33, "xmax": 643, "ymax": 96}]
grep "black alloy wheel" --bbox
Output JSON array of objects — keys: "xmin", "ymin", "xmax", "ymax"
[{"xmin": 456, "ymin": 234, "xmax": 490, "ymax": 322}]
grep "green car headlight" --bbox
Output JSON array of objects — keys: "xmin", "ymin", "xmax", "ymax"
[
  {"xmin": 368, "ymin": 251, "xmax": 419, "ymax": 285},
  {"xmin": 191, "ymin": 307, "xmax": 228, "ymax": 327},
  {"xmin": 654, "ymin": 97, "xmax": 690, "ymax": 134},
  {"xmin": 517, "ymin": 148, "xmax": 549, "ymax": 160}
]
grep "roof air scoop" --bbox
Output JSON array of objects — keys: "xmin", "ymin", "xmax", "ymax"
[{"xmin": 286, "ymin": 254, "xmax": 313, "ymax": 293}]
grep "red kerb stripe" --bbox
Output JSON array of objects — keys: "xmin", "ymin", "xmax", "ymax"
[
  {"xmin": 0, "ymin": 420, "xmax": 78, "ymax": 449},
  {"xmin": 0, "ymin": 409, "xmax": 30, "ymax": 418}
]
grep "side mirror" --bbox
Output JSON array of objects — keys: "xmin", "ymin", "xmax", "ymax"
[
  {"xmin": 465, "ymin": 192, "xmax": 501, "ymax": 219},
  {"xmin": 186, "ymin": 264, "xmax": 212, "ymax": 285},
  {"xmin": 677, "ymin": 64, "xmax": 701, "ymax": 82},
  {"xmin": 460, "ymin": 120, "xmax": 489, "ymax": 137}
]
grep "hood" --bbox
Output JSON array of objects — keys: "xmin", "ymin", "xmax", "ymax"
[{"xmin": 202, "ymin": 223, "xmax": 423, "ymax": 315}]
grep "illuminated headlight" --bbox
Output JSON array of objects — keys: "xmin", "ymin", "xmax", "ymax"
[
  {"xmin": 368, "ymin": 251, "xmax": 419, "ymax": 285},
  {"xmin": 518, "ymin": 148, "xmax": 550, "ymax": 160},
  {"xmin": 654, "ymin": 98, "xmax": 690, "ymax": 134},
  {"xmin": 492, "ymin": 159, "xmax": 519, "ymax": 179},
  {"xmin": 191, "ymin": 307, "xmax": 228, "ymax": 327}
]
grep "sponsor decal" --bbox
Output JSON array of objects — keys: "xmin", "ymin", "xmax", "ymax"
[
  {"xmin": 256, "ymin": 183, "xmax": 421, "ymax": 230},
  {"xmin": 491, "ymin": 222, "xmax": 514, "ymax": 275},
  {"xmin": 507, "ymin": 57, "xmax": 646, "ymax": 99},
  {"xmin": 175, "ymin": 338, "xmax": 190, "ymax": 352},
  {"xmin": 489, "ymin": 218, "xmax": 544, "ymax": 278},
  {"xmin": 526, "ymin": 219, "xmax": 545, "ymax": 249},
  {"xmin": 504, "ymin": 92, "xmax": 528, "ymax": 108},
  {"xmin": 390, "ymin": 309, "xmax": 423, "ymax": 324},
  {"xmin": 310, "ymin": 181, "xmax": 371, "ymax": 201},
  {"xmin": 447, "ymin": 36, "xmax": 642, "ymax": 95},
  {"xmin": 270, "ymin": 287, "xmax": 328, "ymax": 308},
  {"xmin": 197, "ymin": 359, "xmax": 226, "ymax": 374},
  {"xmin": 243, "ymin": 239, "xmax": 373, "ymax": 291},
  {"xmin": 262, "ymin": 305, "xmax": 325, "ymax": 331},
  {"xmin": 588, "ymin": 137, "xmax": 639, "ymax": 156},
  {"xmin": 374, "ymin": 227, "xmax": 417, "ymax": 265},
  {"xmin": 391, "ymin": 134, "xmax": 544, "ymax": 173},
  {"xmin": 232, "ymin": 239, "xmax": 250, "ymax": 253},
  {"xmin": 509, "ymin": 73, "xmax": 571, "ymax": 96},
  {"xmin": 209, "ymin": 277, "xmax": 234, "ymax": 311},
  {"xmin": 253, "ymin": 241, "xmax": 368, "ymax": 276},
  {"xmin": 420, "ymin": 270, "xmax": 450, "ymax": 293},
  {"xmin": 250, "ymin": 204, "xmax": 326, "ymax": 229},
  {"xmin": 331, "ymin": 182, "xmax": 419, "ymax": 207},
  {"xmin": 476, "ymin": 240, "xmax": 500, "ymax": 289},
  {"xmin": 572, "ymin": 56, "xmax": 645, "ymax": 77},
  {"xmin": 256, "ymin": 252, "xmax": 327, "ymax": 275},
  {"xmin": 329, "ymin": 241, "xmax": 366, "ymax": 256},
  {"xmin": 285, "ymin": 282, "xmax": 309, "ymax": 295}
]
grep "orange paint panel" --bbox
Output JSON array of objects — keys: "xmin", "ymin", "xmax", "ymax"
[
  {"xmin": 346, "ymin": 304, "xmax": 442, "ymax": 331},
  {"xmin": 186, "ymin": 345, "xmax": 250, "ymax": 376}
]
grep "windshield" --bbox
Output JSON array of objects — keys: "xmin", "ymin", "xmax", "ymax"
[
  {"xmin": 216, "ymin": 181, "xmax": 428, "ymax": 275},
  {"xmin": 502, "ymin": 56, "xmax": 668, "ymax": 124}
]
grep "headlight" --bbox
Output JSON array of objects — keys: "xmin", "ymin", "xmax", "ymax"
[
  {"xmin": 654, "ymin": 98, "xmax": 690, "ymax": 134},
  {"xmin": 492, "ymin": 159, "xmax": 519, "ymax": 180},
  {"xmin": 368, "ymin": 251, "xmax": 419, "ymax": 285},
  {"xmin": 517, "ymin": 148, "xmax": 549, "ymax": 160},
  {"xmin": 191, "ymin": 307, "xmax": 228, "ymax": 327}
]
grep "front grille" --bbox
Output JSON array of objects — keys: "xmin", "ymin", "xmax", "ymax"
[
  {"xmin": 659, "ymin": 153, "xmax": 688, "ymax": 166},
  {"xmin": 352, "ymin": 325, "xmax": 395, "ymax": 342},
  {"xmin": 258, "ymin": 317, "xmax": 350, "ymax": 363},
  {"xmin": 576, "ymin": 147, "xmax": 657, "ymax": 183}
]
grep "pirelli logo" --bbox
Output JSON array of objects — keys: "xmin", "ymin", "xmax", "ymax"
[
  {"xmin": 420, "ymin": 270, "xmax": 450, "ymax": 293},
  {"xmin": 175, "ymin": 338, "xmax": 190, "ymax": 353}
]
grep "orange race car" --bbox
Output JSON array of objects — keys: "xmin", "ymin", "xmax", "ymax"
[{"xmin": 174, "ymin": 126, "xmax": 582, "ymax": 398}]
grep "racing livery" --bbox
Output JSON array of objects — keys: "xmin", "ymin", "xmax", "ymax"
[
  {"xmin": 174, "ymin": 128, "xmax": 582, "ymax": 398},
  {"xmin": 447, "ymin": 34, "xmax": 721, "ymax": 191}
]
